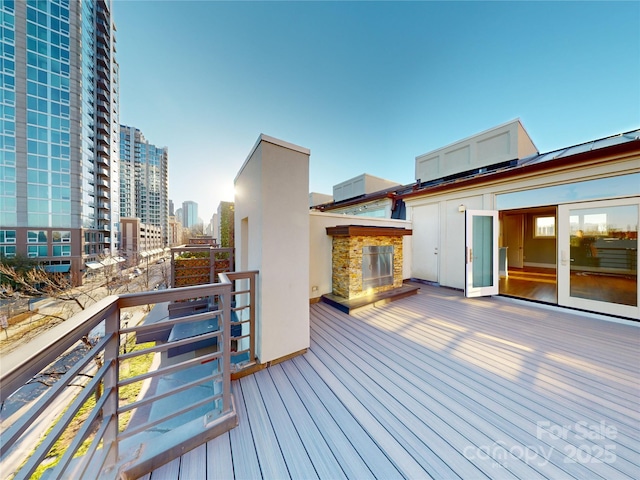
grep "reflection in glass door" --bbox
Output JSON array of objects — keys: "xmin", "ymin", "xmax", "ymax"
[
  {"xmin": 465, "ymin": 210, "xmax": 499, "ymax": 297},
  {"xmin": 558, "ymin": 198, "xmax": 639, "ymax": 318}
]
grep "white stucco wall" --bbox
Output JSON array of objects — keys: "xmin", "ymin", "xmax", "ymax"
[
  {"xmin": 407, "ymin": 154, "xmax": 639, "ymax": 291},
  {"xmin": 235, "ymin": 135, "xmax": 310, "ymax": 363},
  {"xmin": 309, "ymin": 211, "xmax": 412, "ymax": 299}
]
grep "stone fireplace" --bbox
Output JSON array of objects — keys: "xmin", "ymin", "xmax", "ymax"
[{"xmin": 326, "ymin": 225, "xmax": 412, "ymax": 300}]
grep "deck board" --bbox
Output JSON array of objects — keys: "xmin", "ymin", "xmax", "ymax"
[
  {"xmin": 237, "ymin": 374, "xmax": 290, "ymax": 479},
  {"xmin": 351, "ymin": 297, "xmax": 640, "ymax": 465},
  {"xmin": 267, "ymin": 365, "xmax": 348, "ymax": 480},
  {"xmin": 178, "ymin": 443, "xmax": 206, "ymax": 480},
  {"xmin": 250, "ymin": 368, "xmax": 319, "ymax": 480},
  {"xmin": 143, "ymin": 284, "xmax": 640, "ymax": 480},
  {"xmin": 206, "ymin": 433, "xmax": 233, "ymax": 480},
  {"xmin": 281, "ymin": 358, "xmax": 385, "ymax": 479},
  {"xmin": 311, "ymin": 301, "xmax": 613, "ymax": 479},
  {"xmin": 227, "ymin": 381, "xmax": 262, "ymax": 480}
]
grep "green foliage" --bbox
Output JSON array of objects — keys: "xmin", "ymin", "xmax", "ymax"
[
  {"xmin": 176, "ymin": 251, "xmax": 210, "ymax": 259},
  {"xmin": 30, "ymin": 340, "xmax": 156, "ymax": 479},
  {"xmin": 0, "ymin": 253, "xmax": 39, "ymax": 273},
  {"xmin": 219, "ymin": 202, "xmax": 235, "ymax": 248},
  {"xmin": 0, "ymin": 254, "xmax": 40, "ymax": 291}
]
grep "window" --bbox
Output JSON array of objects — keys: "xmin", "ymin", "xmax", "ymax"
[
  {"xmin": 52, "ymin": 244, "xmax": 71, "ymax": 256},
  {"xmin": 0, "ymin": 245, "xmax": 16, "ymax": 257},
  {"xmin": 27, "ymin": 230, "xmax": 47, "ymax": 242},
  {"xmin": 28, "ymin": 244, "xmax": 48, "ymax": 257},
  {"xmin": 0, "ymin": 230, "xmax": 16, "ymax": 243},
  {"xmin": 53, "ymin": 230, "xmax": 70, "ymax": 242},
  {"xmin": 534, "ymin": 216, "xmax": 555, "ymax": 238}
]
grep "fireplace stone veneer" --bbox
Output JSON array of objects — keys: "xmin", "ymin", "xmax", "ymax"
[{"xmin": 326, "ymin": 226, "xmax": 412, "ymax": 300}]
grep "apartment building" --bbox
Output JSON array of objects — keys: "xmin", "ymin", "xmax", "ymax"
[
  {"xmin": 119, "ymin": 125, "xmax": 169, "ymax": 245},
  {"xmin": 0, "ymin": 0, "xmax": 119, "ymax": 284}
]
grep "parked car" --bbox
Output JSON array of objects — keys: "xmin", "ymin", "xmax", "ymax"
[{"xmin": 133, "ymin": 268, "xmax": 142, "ymax": 275}]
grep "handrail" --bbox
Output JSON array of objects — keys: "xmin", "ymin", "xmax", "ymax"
[{"xmin": 0, "ymin": 271, "xmax": 258, "ymax": 479}]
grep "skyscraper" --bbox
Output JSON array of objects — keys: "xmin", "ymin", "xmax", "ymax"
[
  {"xmin": 119, "ymin": 125, "xmax": 169, "ymax": 245},
  {"xmin": 182, "ymin": 200, "xmax": 198, "ymax": 229},
  {"xmin": 0, "ymin": 0, "xmax": 119, "ymax": 284}
]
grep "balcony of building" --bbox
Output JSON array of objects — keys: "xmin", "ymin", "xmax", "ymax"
[
  {"xmin": 1, "ymin": 268, "xmax": 258, "ymax": 478},
  {"xmin": 96, "ymin": 132, "xmax": 110, "ymax": 146},
  {"xmin": 96, "ymin": 17, "xmax": 109, "ymax": 35},
  {"xmin": 96, "ymin": 72, "xmax": 109, "ymax": 90},
  {"xmin": 1, "ymin": 134, "xmax": 637, "ymax": 479},
  {"xmin": 96, "ymin": 144, "xmax": 110, "ymax": 158},
  {"xmin": 2, "ymin": 280, "xmax": 637, "ymax": 479},
  {"xmin": 96, "ymin": 119, "xmax": 109, "ymax": 135},
  {"xmin": 96, "ymin": 4, "xmax": 108, "ymax": 22},
  {"xmin": 97, "ymin": 100, "xmax": 109, "ymax": 113},
  {"xmin": 96, "ymin": 50, "xmax": 109, "ymax": 69},
  {"xmin": 96, "ymin": 25, "xmax": 110, "ymax": 44}
]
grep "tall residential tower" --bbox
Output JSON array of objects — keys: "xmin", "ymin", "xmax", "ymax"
[
  {"xmin": 119, "ymin": 125, "xmax": 169, "ymax": 246},
  {"xmin": 0, "ymin": 0, "xmax": 119, "ymax": 283},
  {"xmin": 182, "ymin": 200, "xmax": 198, "ymax": 229}
]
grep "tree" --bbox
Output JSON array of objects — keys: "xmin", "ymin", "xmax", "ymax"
[
  {"xmin": 0, "ymin": 255, "xmax": 107, "ymax": 327},
  {"xmin": 189, "ymin": 223, "xmax": 205, "ymax": 237},
  {"xmin": 0, "ymin": 254, "xmax": 39, "ymax": 292},
  {"xmin": 219, "ymin": 202, "xmax": 235, "ymax": 248}
]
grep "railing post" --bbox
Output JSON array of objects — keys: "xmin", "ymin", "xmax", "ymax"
[
  {"xmin": 103, "ymin": 307, "xmax": 120, "ymax": 466},
  {"xmin": 220, "ymin": 282, "xmax": 232, "ymax": 413},
  {"xmin": 249, "ymin": 272, "xmax": 256, "ymax": 362}
]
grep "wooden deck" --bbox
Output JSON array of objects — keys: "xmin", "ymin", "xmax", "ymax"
[{"xmin": 139, "ymin": 284, "xmax": 640, "ymax": 479}]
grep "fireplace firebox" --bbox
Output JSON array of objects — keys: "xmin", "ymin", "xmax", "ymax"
[{"xmin": 362, "ymin": 245, "xmax": 394, "ymax": 289}]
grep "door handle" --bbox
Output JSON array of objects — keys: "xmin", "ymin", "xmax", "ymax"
[{"xmin": 561, "ymin": 250, "xmax": 567, "ymax": 266}]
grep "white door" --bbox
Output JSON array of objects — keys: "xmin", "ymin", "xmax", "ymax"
[
  {"xmin": 558, "ymin": 198, "xmax": 639, "ymax": 319},
  {"xmin": 504, "ymin": 214, "xmax": 524, "ymax": 269},
  {"xmin": 412, "ymin": 203, "xmax": 440, "ymax": 283},
  {"xmin": 465, "ymin": 210, "xmax": 499, "ymax": 297}
]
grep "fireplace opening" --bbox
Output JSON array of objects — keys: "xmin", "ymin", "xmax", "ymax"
[{"xmin": 362, "ymin": 245, "xmax": 394, "ymax": 290}]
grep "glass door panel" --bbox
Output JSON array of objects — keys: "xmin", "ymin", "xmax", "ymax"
[
  {"xmin": 465, "ymin": 210, "xmax": 499, "ymax": 297},
  {"xmin": 558, "ymin": 198, "xmax": 639, "ymax": 318}
]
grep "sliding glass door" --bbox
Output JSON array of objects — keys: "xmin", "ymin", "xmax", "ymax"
[{"xmin": 558, "ymin": 198, "xmax": 639, "ymax": 318}]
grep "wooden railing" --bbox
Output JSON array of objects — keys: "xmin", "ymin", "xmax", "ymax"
[{"xmin": 0, "ymin": 271, "xmax": 258, "ymax": 479}]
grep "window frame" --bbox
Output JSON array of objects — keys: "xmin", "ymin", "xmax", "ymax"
[{"xmin": 533, "ymin": 215, "xmax": 556, "ymax": 239}]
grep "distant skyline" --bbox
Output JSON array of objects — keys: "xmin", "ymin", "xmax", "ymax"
[{"xmin": 114, "ymin": 1, "xmax": 639, "ymax": 221}]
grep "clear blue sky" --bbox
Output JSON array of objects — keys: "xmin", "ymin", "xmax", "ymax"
[{"xmin": 114, "ymin": 0, "xmax": 640, "ymax": 222}]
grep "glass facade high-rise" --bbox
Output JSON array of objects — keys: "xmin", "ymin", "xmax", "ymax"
[
  {"xmin": 119, "ymin": 125, "xmax": 169, "ymax": 246},
  {"xmin": 0, "ymin": 0, "xmax": 119, "ymax": 283},
  {"xmin": 182, "ymin": 201, "xmax": 198, "ymax": 229}
]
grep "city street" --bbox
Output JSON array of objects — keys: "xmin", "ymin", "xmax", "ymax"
[
  {"xmin": 0, "ymin": 258, "xmax": 171, "ymax": 477},
  {"xmin": 0, "ymin": 255, "xmax": 170, "ymax": 424}
]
